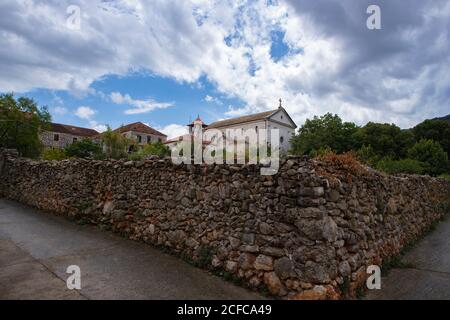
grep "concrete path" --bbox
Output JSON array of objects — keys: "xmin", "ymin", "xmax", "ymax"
[
  {"xmin": 366, "ymin": 215, "xmax": 450, "ymax": 300},
  {"xmin": 0, "ymin": 199, "xmax": 262, "ymax": 300}
]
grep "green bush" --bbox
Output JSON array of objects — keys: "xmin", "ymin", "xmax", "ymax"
[
  {"xmin": 356, "ymin": 145, "xmax": 380, "ymax": 166},
  {"xmin": 65, "ymin": 138, "xmax": 103, "ymax": 158},
  {"xmin": 42, "ymin": 148, "xmax": 68, "ymax": 161},
  {"xmin": 407, "ymin": 139, "xmax": 449, "ymax": 176},
  {"xmin": 101, "ymin": 126, "xmax": 131, "ymax": 159},
  {"xmin": 309, "ymin": 146, "xmax": 333, "ymax": 158},
  {"xmin": 129, "ymin": 141, "xmax": 170, "ymax": 160},
  {"xmin": 438, "ymin": 173, "xmax": 450, "ymax": 182},
  {"xmin": 375, "ymin": 158, "xmax": 424, "ymax": 175}
]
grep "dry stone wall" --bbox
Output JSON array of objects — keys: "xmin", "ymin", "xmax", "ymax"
[{"xmin": 1, "ymin": 149, "xmax": 449, "ymax": 299}]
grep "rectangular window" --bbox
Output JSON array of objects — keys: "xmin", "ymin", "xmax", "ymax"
[
  {"xmin": 54, "ymin": 134, "xmax": 59, "ymax": 141},
  {"xmin": 147, "ymin": 136, "xmax": 151, "ymax": 144},
  {"xmin": 73, "ymin": 137, "xmax": 78, "ymax": 143},
  {"xmin": 137, "ymin": 135, "xmax": 142, "ymax": 143}
]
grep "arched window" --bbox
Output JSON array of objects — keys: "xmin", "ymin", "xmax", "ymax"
[
  {"xmin": 280, "ymin": 136, "xmax": 284, "ymax": 144},
  {"xmin": 255, "ymin": 126, "xmax": 258, "ymax": 133}
]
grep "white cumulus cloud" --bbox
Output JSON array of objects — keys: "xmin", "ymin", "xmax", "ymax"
[
  {"xmin": 0, "ymin": 0, "xmax": 449, "ymax": 128},
  {"xmin": 74, "ymin": 105, "xmax": 106, "ymax": 132},
  {"xmin": 156, "ymin": 124, "xmax": 188, "ymax": 139},
  {"xmin": 75, "ymin": 106, "xmax": 96, "ymax": 120},
  {"xmin": 110, "ymin": 91, "xmax": 173, "ymax": 115}
]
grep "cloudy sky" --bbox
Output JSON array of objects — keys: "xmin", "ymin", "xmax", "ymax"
[{"xmin": 1, "ymin": 0, "xmax": 449, "ymax": 137}]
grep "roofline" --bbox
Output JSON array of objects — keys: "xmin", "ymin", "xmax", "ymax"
[
  {"xmin": 119, "ymin": 129, "xmax": 168, "ymax": 137},
  {"xmin": 207, "ymin": 109, "xmax": 276, "ymax": 129},
  {"xmin": 113, "ymin": 122, "xmax": 167, "ymax": 137},
  {"xmin": 206, "ymin": 107, "xmax": 297, "ymax": 129},
  {"xmin": 206, "ymin": 118, "xmax": 267, "ymax": 129},
  {"xmin": 47, "ymin": 122, "xmax": 99, "ymax": 136},
  {"xmin": 268, "ymin": 107, "xmax": 298, "ymax": 129}
]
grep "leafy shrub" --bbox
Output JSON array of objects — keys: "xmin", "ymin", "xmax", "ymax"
[
  {"xmin": 356, "ymin": 145, "xmax": 380, "ymax": 166},
  {"xmin": 309, "ymin": 146, "xmax": 333, "ymax": 158},
  {"xmin": 65, "ymin": 138, "xmax": 103, "ymax": 158},
  {"xmin": 375, "ymin": 158, "xmax": 424, "ymax": 175},
  {"xmin": 42, "ymin": 148, "xmax": 68, "ymax": 161},
  {"xmin": 101, "ymin": 126, "xmax": 131, "ymax": 159},
  {"xmin": 439, "ymin": 173, "xmax": 450, "ymax": 182},
  {"xmin": 129, "ymin": 141, "xmax": 170, "ymax": 160},
  {"xmin": 407, "ymin": 139, "xmax": 449, "ymax": 176}
]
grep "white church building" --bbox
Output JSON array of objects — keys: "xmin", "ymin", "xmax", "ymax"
[{"xmin": 165, "ymin": 101, "xmax": 297, "ymax": 152}]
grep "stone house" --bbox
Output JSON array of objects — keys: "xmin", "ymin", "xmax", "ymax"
[
  {"xmin": 114, "ymin": 122, "xmax": 167, "ymax": 149},
  {"xmin": 40, "ymin": 123, "xmax": 99, "ymax": 149}
]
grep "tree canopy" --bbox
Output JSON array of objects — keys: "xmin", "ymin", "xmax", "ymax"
[
  {"xmin": 407, "ymin": 139, "xmax": 449, "ymax": 176},
  {"xmin": 412, "ymin": 119, "xmax": 450, "ymax": 156},
  {"xmin": 353, "ymin": 122, "xmax": 415, "ymax": 159},
  {"xmin": 101, "ymin": 126, "xmax": 132, "ymax": 159},
  {"xmin": 0, "ymin": 93, "xmax": 51, "ymax": 158},
  {"xmin": 290, "ymin": 113, "xmax": 358, "ymax": 155},
  {"xmin": 290, "ymin": 112, "xmax": 450, "ymax": 177}
]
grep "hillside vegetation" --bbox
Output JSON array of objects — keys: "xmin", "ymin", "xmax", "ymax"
[{"xmin": 290, "ymin": 113, "xmax": 450, "ymax": 178}]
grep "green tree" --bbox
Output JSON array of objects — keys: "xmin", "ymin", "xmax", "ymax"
[
  {"xmin": 101, "ymin": 126, "xmax": 131, "ymax": 159},
  {"xmin": 413, "ymin": 119, "xmax": 450, "ymax": 156},
  {"xmin": 407, "ymin": 139, "xmax": 449, "ymax": 176},
  {"xmin": 65, "ymin": 138, "xmax": 103, "ymax": 158},
  {"xmin": 290, "ymin": 113, "xmax": 358, "ymax": 155},
  {"xmin": 129, "ymin": 141, "xmax": 170, "ymax": 160},
  {"xmin": 353, "ymin": 122, "xmax": 414, "ymax": 159},
  {"xmin": 356, "ymin": 144, "xmax": 379, "ymax": 166},
  {"xmin": 375, "ymin": 158, "xmax": 424, "ymax": 175},
  {"xmin": 0, "ymin": 93, "xmax": 51, "ymax": 158}
]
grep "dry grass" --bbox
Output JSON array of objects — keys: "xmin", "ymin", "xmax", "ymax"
[{"xmin": 313, "ymin": 151, "xmax": 368, "ymax": 184}]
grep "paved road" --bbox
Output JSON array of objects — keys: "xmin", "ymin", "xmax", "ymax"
[
  {"xmin": 366, "ymin": 214, "xmax": 450, "ymax": 300},
  {"xmin": 0, "ymin": 199, "xmax": 262, "ymax": 300}
]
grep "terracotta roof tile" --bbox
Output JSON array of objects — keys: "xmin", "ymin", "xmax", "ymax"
[
  {"xmin": 49, "ymin": 123, "xmax": 99, "ymax": 137},
  {"xmin": 114, "ymin": 122, "xmax": 167, "ymax": 137}
]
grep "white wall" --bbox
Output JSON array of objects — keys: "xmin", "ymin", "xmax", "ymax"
[
  {"xmin": 270, "ymin": 109, "xmax": 295, "ymax": 125},
  {"xmin": 267, "ymin": 109, "xmax": 296, "ymax": 151},
  {"xmin": 266, "ymin": 121, "xmax": 295, "ymax": 151},
  {"xmin": 205, "ymin": 116, "xmax": 295, "ymax": 152}
]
